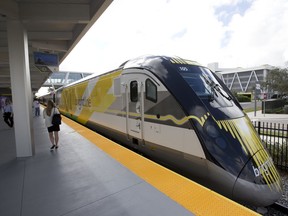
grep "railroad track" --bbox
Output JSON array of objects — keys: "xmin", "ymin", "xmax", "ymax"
[{"xmin": 266, "ymin": 202, "xmax": 288, "ymax": 215}]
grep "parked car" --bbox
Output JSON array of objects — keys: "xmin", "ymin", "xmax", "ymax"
[{"xmin": 271, "ymin": 94, "xmax": 281, "ymax": 99}]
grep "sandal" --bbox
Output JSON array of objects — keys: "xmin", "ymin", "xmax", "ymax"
[{"xmin": 50, "ymin": 145, "xmax": 56, "ymax": 149}]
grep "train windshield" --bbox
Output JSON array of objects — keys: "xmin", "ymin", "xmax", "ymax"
[{"xmin": 178, "ymin": 66, "xmax": 233, "ymax": 108}]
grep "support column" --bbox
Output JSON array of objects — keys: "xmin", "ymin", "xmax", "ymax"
[{"xmin": 7, "ymin": 20, "xmax": 35, "ymax": 157}]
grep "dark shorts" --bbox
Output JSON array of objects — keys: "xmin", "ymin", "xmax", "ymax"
[
  {"xmin": 3, "ymin": 112, "xmax": 12, "ymax": 118},
  {"xmin": 47, "ymin": 125, "xmax": 60, "ymax": 133}
]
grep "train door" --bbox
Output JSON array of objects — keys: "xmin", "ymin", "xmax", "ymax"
[{"xmin": 125, "ymin": 75, "xmax": 145, "ymax": 147}]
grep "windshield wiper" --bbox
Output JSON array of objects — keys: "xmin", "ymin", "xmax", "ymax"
[
  {"xmin": 214, "ymin": 83, "xmax": 232, "ymax": 101},
  {"xmin": 202, "ymin": 75, "xmax": 231, "ymax": 101}
]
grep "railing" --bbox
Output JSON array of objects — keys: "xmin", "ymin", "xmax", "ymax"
[{"xmin": 252, "ymin": 121, "xmax": 288, "ymax": 170}]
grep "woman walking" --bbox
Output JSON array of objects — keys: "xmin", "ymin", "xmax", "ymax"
[
  {"xmin": 2, "ymin": 98, "xmax": 13, "ymax": 128},
  {"xmin": 43, "ymin": 100, "xmax": 60, "ymax": 150}
]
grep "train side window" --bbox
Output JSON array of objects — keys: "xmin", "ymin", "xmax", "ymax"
[
  {"xmin": 146, "ymin": 79, "xmax": 157, "ymax": 103},
  {"xmin": 130, "ymin": 81, "xmax": 138, "ymax": 102}
]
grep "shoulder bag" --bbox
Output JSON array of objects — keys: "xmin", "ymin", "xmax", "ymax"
[{"xmin": 52, "ymin": 108, "xmax": 62, "ymax": 125}]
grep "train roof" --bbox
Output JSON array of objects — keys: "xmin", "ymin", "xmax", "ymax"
[
  {"xmin": 56, "ymin": 55, "xmax": 205, "ymax": 90},
  {"xmin": 122, "ymin": 55, "xmax": 203, "ymax": 69}
]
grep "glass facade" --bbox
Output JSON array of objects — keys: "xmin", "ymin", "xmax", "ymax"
[
  {"xmin": 44, "ymin": 72, "xmax": 93, "ymax": 87},
  {"xmin": 220, "ymin": 69, "xmax": 267, "ymax": 93}
]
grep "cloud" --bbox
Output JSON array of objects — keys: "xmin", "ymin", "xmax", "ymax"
[
  {"xmin": 214, "ymin": 0, "xmax": 253, "ymax": 26},
  {"xmin": 218, "ymin": 0, "xmax": 288, "ymax": 67},
  {"xmin": 60, "ymin": 0, "xmax": 288, "ymax": 74},
  {"xmin": 171, "ymin": 28, "xmax": 188, "ymax": 40}
]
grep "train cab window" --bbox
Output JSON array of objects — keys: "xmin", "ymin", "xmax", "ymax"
[
  {"xmin": 179, "ymin": 66, "xmax": 233, "ymax": 108},
  {"xmin": 130, "ymin": 81, "xmax": 138, "ymax": 102},
  {"xmin": 146, "ymin": 79, "xmax": 157, "ymax": 103}
]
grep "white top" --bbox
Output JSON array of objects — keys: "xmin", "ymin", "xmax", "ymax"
[
  {"xmin": 3, "ymin": 104, "xmax": 13, "ymax": 113},
  {"xmin": 43, "ymin": 108, "xmax": 60, "ymax": 127},
  {"xmin": 33, "ymin": 100, "xmax": 40, "ymax": 108}
]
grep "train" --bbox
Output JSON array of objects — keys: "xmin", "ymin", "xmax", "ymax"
[{"xmin": 40, "ymin": 55, "xmax": 283, "ymax": 207}]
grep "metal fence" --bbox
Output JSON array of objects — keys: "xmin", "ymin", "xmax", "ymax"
[{"xmin": 252, "ymin": 121, "xmax": 288, "ymax": 171}]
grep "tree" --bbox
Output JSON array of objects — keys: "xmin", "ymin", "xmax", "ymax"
[{"xmin": 264, "ymin": 68, "xmax": 288, "ymax": 95}]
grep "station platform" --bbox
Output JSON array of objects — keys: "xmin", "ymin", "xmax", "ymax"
[{"xmin": 0, "ymin": 108, "xmax": 259, "ymax": 216}]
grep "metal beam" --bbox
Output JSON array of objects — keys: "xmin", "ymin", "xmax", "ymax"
[
  {"xmin": 31, "ymin": 41, "xmax": 68, "ymax": 52},
  {"xmin": 0, "ymin": 31, "xmax": 7, "ymax": 39},
  {"xmin": 0, "ymin": 0, "xmax": 19, "ymax": 19},
  {"xmin": 28, "ymin": 31, "xmax": 73, "ymax": 40},
  {"xmin": 19, "ymin": 3, "xmax": 90, "ymax": 23}
]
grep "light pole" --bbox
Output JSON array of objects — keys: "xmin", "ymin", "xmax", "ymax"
[{"xmin": 254, "ymin": 82, "xmax": 261, "ymax": 117}]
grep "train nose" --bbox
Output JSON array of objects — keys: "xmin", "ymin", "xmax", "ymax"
[{"xmin": 232, "ymin": 149, "xmax": 283, "ymax": 207}]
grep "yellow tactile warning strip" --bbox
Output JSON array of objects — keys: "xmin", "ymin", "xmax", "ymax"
[{"xmin": 62, "ymin": 116, "xmax": 260, "ymax": 216}]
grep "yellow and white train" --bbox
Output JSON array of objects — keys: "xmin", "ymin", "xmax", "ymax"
[{"xmin": 40, "ymin": 55, "xmax": 282, "ymax": 207}]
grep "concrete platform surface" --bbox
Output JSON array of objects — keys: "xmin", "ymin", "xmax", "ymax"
[{"xmin": 0, "ymin": 112, "xmax": 193, "ymax": 216}]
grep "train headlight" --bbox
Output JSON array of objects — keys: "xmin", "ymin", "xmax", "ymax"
[
  {"xmin": 205, "ymin": 124, "xmax": 227, "ymax": 149},
  {"xmin": 215, "ymin": 137, "xmax": 227, "ymax": 149},
  {"xmin": 206, "ymin": 125, "xmax": 219, "ymax": 138}
]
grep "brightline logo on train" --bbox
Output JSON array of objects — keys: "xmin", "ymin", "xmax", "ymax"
[
  {"xmin": 252, "ymin": 157, "xmax": 274, "ymax": 177},
  {"xmin": 75, "ymin": 98, "xmax": 92, "ymax": 108}
]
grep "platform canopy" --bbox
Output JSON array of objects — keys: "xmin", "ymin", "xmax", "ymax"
[{"xmin": 0, "ymin": 0, "xmax": 113, "ymax": 95}]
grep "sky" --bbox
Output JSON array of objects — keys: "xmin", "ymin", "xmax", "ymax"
[{"xmin": 60, "ymin": 0, "xmax": 288, "ymax": 75}]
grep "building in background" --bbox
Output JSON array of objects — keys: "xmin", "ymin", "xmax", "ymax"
[{"xmin": 208, "ymin": 63, "xmax": 275, "ymax": 99}]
